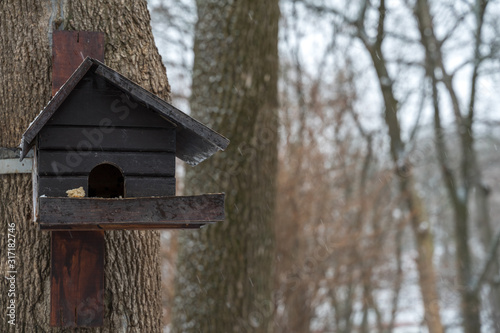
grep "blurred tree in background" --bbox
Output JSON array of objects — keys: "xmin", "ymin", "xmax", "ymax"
[{"xmin": 166, "ymin": 1, "xmax": 280, "ymax": 332}]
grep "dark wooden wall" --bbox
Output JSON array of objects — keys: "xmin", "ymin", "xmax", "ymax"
[{"xmin": 37, "ymin": 71, "xmax": 176, "ymax": 197}]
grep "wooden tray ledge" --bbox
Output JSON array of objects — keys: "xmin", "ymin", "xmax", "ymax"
[{"xmin": 38, "ymin": 193, "xmax": 225, "ymax": 230}]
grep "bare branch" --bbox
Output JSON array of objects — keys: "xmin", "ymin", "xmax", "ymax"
[
  {"xmin": 303, "ymin": 3, "xmax": 356, "ymax": 26},
  {"xmin": 408, "ymin": 77, "xmax": 428, "ymax": 144},
  {"xmin": 387, "ymin": 221, "xmax": 404, "ymax": 331},
  {"xmin": 438, "ymin": 10, "xmax": 468, "ymax": 48},
  {"xmin": 414, "ymin": 0, "xmax": 465, "ymax": 126},
  {"xmin": 356, "ymin": 0, "xmax": 370, "ymax": 33},
  {"xmin": 450, "ymin": 58, "xmax": 474, "ymax": 77},
  {"xmin": 467, "ymin": 0, "xmax": 490, "ymax": 123},
  {"xmin": 471, "ymin": 229, "xmax": 500, "ymax": 293},
  {"xmin": 390, "ymin": 58, "xmax": 425, "ymax": 68},
  {"xmin": 375, "ymin": 0, "xmax": 386, "ymax": 48},
  {"xmin": 384, "ymin": 31, "xmax": 420, "ymax": 44},
  {"xmin": 431, "ymin": 73, "xmax": 459, "ymax": 208},
  {"xmin": 348, "ymin": 104, "xmax": 369, "ymax": 139}
]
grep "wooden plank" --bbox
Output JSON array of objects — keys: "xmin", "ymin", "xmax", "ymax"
[
  {"xmin": 46, "ymin": 72, "xmax": 176, "ymax": 128},
  {"xmin": 52, "ymin": 31, "xmax": 105, "ymax": 95},
  {"xmin": 38, "ymin": 194, "xmax": 225, "ymax": 230},
  {"xmin": 38, "ymin": 151, "xmax": 175, "ymax": 177},
  {"xmin": 175, "ymin": 128, "xmax": 222, "ymax": 166},
  {"xmin": 33, "ymin": 147, "xmax": 39, "ymax": 221},
  {"xmin": 50, "ymin": 231, "xmax": 104, "ymax": 327},
  {"xmin": 125, "ymin": 177, "xmax": 176, "ymax": 197},
  {"xmin": 41, "ymin": 222, "xmax": 210, "ymax": 231},
  {"xmin": 39, "ymin": 176, "xmax": 88, "ymax": 198},
  {"xmin": 38, "ymin": 126, "xmax": 176, "ymax": 152},
  {"xmin": 38, "ymin": 176, "xmax": 176, "ymax": 198}
]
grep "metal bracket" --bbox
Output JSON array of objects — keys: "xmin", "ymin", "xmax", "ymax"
[{"xmin": 0, "ymin": 148, "xmax": 33, "ymax": 174}]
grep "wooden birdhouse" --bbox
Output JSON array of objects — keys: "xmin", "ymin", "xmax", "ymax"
[
  {"xmin": 18, "ymin": 30, "xmax": 229, "ymax": 327},
  {"xmin": 20, "ymin": 56, "xmax": 229, "ymax": 230}
]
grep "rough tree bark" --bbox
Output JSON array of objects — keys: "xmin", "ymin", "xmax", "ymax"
[
  {"xmin": 171, "ymin": 1, "xmax": 279, "ymax": 332},
  {"xmin": 0, "ymin": 1, "xmax": 169, "ymax": 331}
]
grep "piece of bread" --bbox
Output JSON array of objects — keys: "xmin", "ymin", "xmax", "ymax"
[{"xmin": 66, "ymin": 186, "xmax": 85, "ymax": 198}]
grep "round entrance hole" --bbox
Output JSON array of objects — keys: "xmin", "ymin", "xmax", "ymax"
[{"xmin": 88, "ymin": 163, "xmax": 125, "ymax": 198}]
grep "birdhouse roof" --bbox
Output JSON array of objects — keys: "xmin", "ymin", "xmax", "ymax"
[{"xmin": 20, "ymin": 57, "xmax": 229, "ymax": 165}]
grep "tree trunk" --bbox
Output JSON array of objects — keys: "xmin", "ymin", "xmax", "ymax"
[
  {"xmin": 401, "ymin": 177, "xmax": 444, "ymax": 333},
  {"xmin": 363, "ymin": 41, "xmax": 444, "ymax": 333},
  {"xmin": 0, "ymin": 1, "xmax": 169, "ymax": 331},
  {"xmin": 413, "ymin": 1, "xmax": 485, "ymax": 330},
  {"xmin": 171, "ymin": 0, "xmax": 279, "ymax": 332},
  {"xmin": 475, "ymin": 185, "xmax": 500, "ymax": 329}
]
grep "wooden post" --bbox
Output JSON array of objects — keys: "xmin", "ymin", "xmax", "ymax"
[{"xmin": 50, "ymin": 31, "xmax": 105, "ymax": 327}]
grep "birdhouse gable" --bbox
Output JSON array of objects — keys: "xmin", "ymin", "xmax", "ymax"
[{"xmin": 20, "ymin": 57, "xmax": 229, "ymax": 166}]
